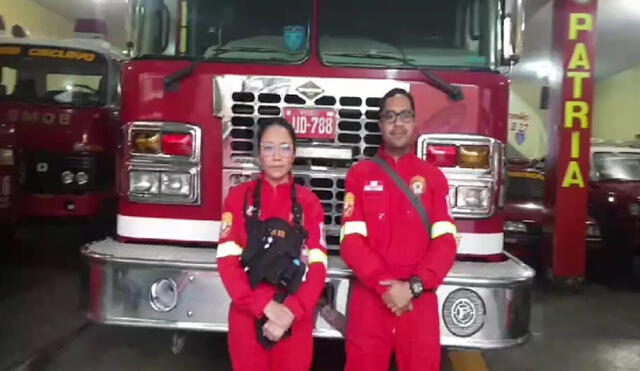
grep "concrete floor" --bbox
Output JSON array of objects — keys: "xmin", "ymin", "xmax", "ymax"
[{"xmin": 2, "ymin": 223, "xmax": 640, "ymax": 371}]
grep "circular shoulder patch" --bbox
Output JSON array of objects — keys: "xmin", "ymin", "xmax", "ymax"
[
  {"xmin": 343, "ymin": 192, "xmax": 355, "ymax": 218},
  {"xmin": 220, "ymin": 212, "xmax": 233, "ymax": 239}
]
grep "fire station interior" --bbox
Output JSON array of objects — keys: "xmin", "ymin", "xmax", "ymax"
[{"xmin": 1, "ymin": 0, "xmax": 640, "ymax": 370}]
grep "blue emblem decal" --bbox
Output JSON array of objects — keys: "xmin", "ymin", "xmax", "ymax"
[
  {"xmin": 515, "ymin": 131, "xmax": 526, "ymax": 145},
  {"xmin": 284, "ymin": 25, "xmax": 306, "ymax": 53}
]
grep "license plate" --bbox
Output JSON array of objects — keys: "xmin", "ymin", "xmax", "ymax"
[{"xmin": 283, "ymin": 108, "xmax": 337, "ymax": 140}]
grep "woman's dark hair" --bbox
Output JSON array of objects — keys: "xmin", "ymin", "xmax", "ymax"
[
  {"xmin": 379, "ymin": 88, "xmax": 415, "ymax": 112},
  {"xmin": 257, "ymin": 117, "xmax": 297, "ymax": 151}
]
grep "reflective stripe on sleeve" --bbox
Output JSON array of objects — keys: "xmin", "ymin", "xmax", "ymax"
[
  {"xmin": 216, "ymin": 241, "xmax": 243, "ymax": 258},
  {"xmin": 340, "ymin": 221, "xmax": 368, "ymax": 243},
  {"xmin": 307, "ymin": 248, "xmax": 328, "ymax": 267},
  {"xmin": 431, "ymin": 221, "xmax": 457, "ymax": 239}
]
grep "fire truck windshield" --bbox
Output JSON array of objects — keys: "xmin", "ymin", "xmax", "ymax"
[
  {"xmin": 0, "ymin": 49, "xmax": 108, "ymax": 107},
  {"xmin": 319, "ymin": 0, "xmax": 497, "ymax": 69},
  {"xmin": 132, "ymin": 0, "xmax": 312, "ymax": 63}
]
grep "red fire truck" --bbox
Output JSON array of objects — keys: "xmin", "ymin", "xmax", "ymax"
[
  {"xmin": 82, "ymin": 0, "xmax": 534, "ymax": 350},
  {"xmin": 0, "ymin": 37, "xmax": 125, "ymax": 220}
]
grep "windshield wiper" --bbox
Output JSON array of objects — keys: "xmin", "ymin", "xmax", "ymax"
[
  {"xmin": 164, "ymin": 46, "xmax": 285, "ymax": 91},
  {"xmin": 324, "ymin": 52, "xmax": 464, "ymax": 102}
]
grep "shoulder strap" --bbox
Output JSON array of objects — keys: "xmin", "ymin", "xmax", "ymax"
[
  {"xmin": 290, "ymin": 184, "xmax": 304, "ymax": 228},
  {"xmin": 370, "ymin": 155, "xmax": 431, "ymax": 237},
  {"xmin": 243, "ymin": 179, "xmax": 262, "ymax": 218}
]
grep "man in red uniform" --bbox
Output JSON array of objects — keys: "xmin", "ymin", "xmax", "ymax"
[{"xmin": 340, "ymin": 88, "xmax": 457, "ymax": 371}]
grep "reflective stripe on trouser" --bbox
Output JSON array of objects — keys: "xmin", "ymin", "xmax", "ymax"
[
  {"xmin": 217, "ymin": 241, "xmax": 243, "ymax": 258},
  {"xmin": 340, "ymin": 221, "xmax": 368, "ymax": 242},
  {"xmin": 431, "ymin": 221, "xmax": 457, "ymax": 239}
]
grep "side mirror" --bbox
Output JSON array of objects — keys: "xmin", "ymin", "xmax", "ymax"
[{"xmin": 502, "ymin": 0, "xmax": 525, "ymax": 66}]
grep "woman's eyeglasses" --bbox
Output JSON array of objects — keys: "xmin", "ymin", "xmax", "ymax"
[
  {"xmin": 380, "ymin": 109, "xmax": 415, "ymax": 124},
  {"xmin": 260, "ymin": 143, "xmax": 294, "ymax": 157}
]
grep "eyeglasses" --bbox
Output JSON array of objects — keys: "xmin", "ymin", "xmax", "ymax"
[
  {"xmin": 260, "ymin": 143, "xmax": 294, "ymax": 157},
  {"xmin": 380, "ymin": 109, "xmax": 415, "ymax": 124}
]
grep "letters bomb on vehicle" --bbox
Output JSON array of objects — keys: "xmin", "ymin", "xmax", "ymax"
[{"xmin": 6, "ymin": 109, "xmax": 71, "ymax": 126}]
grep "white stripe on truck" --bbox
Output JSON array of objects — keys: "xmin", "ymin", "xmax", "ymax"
[{"xmin": 117, "ymin": 214, "xmax": 220, "ymax": 242}]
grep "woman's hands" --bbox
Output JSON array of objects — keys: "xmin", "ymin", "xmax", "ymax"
[{"xmin": 262, "ymin": 300, "xmax": 295, "ymax": 342}]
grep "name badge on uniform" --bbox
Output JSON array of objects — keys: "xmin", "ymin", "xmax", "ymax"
[{"xmin": 364, "ymin": 180, "xmax": 384, "ymax": 192}]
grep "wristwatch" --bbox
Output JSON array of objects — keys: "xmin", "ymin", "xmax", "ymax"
[{"xmin": 409, "ymin": 276, "xmax": 424, "ymax": 298}]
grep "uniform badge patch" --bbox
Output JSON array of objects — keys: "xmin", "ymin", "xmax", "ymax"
[
  {"xmin": 220, "ymin": 212, "xmax": 233, "ymax": 239},
  {"xmin": 364, "ymin": 180, "xmax": 384, "ymax": 192},
  {"xmin": 410, "ymin": 175, "xmax": 426, "ymax": 196},
  {"xmin": 343, "ymin": 192, "xmax": 355, "ymax": 218}
]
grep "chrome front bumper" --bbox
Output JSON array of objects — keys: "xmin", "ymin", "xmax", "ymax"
[{"xmin": 81, "ymin": 239, "xmax": 534, "ymax": 349}]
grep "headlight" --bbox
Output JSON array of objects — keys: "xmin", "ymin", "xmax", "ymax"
[
  {"xmin": 448, "ymin": 186, "xmax": 457, "ymax": 209},
  {"xmin": 456, "ymin": 186, "xmax": 490, "ymax": 210},
  {"xmin": 130, "ymin": 171, "xmax": 160, "ymax": 194},
  {"xmin": 75, "ymin": 171, "xmax": 89, "ymax": 185},
  {"xmin": 630, "ymin": 203, "xmax": 640, "ymax": 217},
  {"xmin": 61, "ymin": 171, "xmax": 74, "ymax": 184},
  {"xmin": 504, "ymin": 221, "xmax": 527, "ymax": 233},
  {"xmin": 160, "ymin": 172, "xmax": 191, "ymax": 195},
  {"xmin": 0, "ymin": 148, "xmax": 14, "ymax": 166}
]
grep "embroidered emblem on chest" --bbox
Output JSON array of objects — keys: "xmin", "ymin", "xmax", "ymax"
[
  {"xmin": 410, "ymin": 175, "xmax": 426, "ymax": 196},
  {"xmin": 364, "ymin": 180, "xmax": 384, "ymax": 192}
]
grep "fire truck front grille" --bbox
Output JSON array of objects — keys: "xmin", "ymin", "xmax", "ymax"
[
  {"xmin": 293, "ymin": 172, "xmax": 346, "ymax": 230},
  {"xmin": 217, "ymin": 76, "xmax": 411, "ymax": 247},
  {"xmin": 227, "ymin": 92, "xmax": 383, "ymax": 161}
]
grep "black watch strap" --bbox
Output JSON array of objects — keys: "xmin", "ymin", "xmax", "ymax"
[{"xmin": 409, "ymin": 276, "xmax": 424, "ymax": 298}]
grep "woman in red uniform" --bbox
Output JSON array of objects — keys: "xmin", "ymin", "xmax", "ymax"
[{"xmin": 217, "ymin": 117, "xmax": 328, "ymax": 371}]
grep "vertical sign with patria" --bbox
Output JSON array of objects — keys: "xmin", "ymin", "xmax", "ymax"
[{"xmin": 545, "ymin": 0, "xmax": 597, "ymax": 280}]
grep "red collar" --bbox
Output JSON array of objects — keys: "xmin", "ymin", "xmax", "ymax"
[
  {"xmin": 259, "ymin": 172, "xmax": 294, "ymax": 190},
  {"xmin": 376, "ymin": 146, "xmax": 417, "ymax": 165}
]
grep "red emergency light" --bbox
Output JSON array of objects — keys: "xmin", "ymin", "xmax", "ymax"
[
  {"xmin": 131, "ymin": 130, "xmax": 194, "ymax": 157},
  {"xmin": 162, "ymin": 133, "xmax": 193, "ymax": 157},
  {"xmin": 426, "ymin": 145, "xmax": 458, "ymax": 167}
]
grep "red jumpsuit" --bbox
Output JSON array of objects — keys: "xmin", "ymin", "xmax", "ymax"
[
  {"xmin": 340, "ymin": 149, "xmax": 457, "ymax": 371},
  {"xmin": 217, "ymin": 175, "xmax": 328, "ymax": 371}
]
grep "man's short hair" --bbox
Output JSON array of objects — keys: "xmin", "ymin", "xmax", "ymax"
[{"xmin": 379, "ymin": 88, "xmax": 415, "ymax": 112}]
